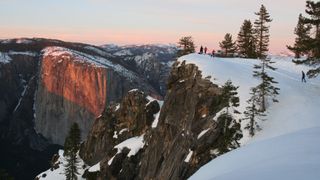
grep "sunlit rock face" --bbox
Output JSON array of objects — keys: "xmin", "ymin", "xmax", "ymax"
[
  {"xmin": 0, "ymin": 38, "xmax": 168, "ymax": 179},
  {"xmin": 34, "ymin": 51, "xmax": 108, "ymax": 144},
  {"xmin": 33, "ymin": 46, "xmax": 161, "ymax": 145},
  {"xmin": 40, "ymin": 52, "xmax": 107, "ymax": 116}
]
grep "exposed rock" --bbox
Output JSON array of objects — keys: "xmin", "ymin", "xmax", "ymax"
[
  {"xmin": 79, "ymin": 61, "xmax": 243, "ymax": 180},
  {"xmin": 138, "ymin": 61, "xmax": 223, "ymax": 179},
  {"xmin": 34, "ymin": 50, "xmax": 107, "ymax": 144},
  {"xmin": 50, "ymin": 153, "xmax": 60, "ymax": 171},
  {"xmin": 79, "ymin": 90, "xmax": 160, "ymax": 165}
]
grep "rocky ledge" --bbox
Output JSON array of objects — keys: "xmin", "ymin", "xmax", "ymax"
[{"xmin": 77, "ymin": 61, "xmax": 242, "ymax": 180}]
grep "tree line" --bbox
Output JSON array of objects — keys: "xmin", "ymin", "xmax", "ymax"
[
  {"xmin": 177, "ymin": 5, "xmax": 279, "ymax": 137},
  {"xmin": 287, "ymin": 0, "xmax": 320, "ymax": 78}
]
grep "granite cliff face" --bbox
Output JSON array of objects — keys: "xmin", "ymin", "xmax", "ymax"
[
  {"xmin": 34, "ymin": 47, "xmax": 158, "ymax": 145},
  {"xmin": 78, "ymin": 61, "xmax": 241, "ymax": 180},
  {"xmin": 0, "ymin": 38, "xmax": 169, "ymax": 179}
]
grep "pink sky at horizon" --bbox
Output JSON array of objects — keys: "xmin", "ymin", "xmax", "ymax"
[
  {"xmin": 0, "ymin": 26, "xmax": 294, "ymax": 54},
  {"xmin": 0, "ymin": 0, "xmax": 305, "ymax": 54}
]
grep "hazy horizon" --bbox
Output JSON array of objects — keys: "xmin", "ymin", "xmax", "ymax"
[{"xmin": 0, "ymin": 0, "xmax": 306, "ymax": 53}]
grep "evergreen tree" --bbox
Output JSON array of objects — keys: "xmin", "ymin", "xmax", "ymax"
[
  {"xmin": 216, "ymin": 114, "xmax": 242, "ymax": 154},
  {"xmin": 216, "ymin": 80, "xmax": 242, "ymax": 154},
  {"xmin": 253, "ymin": 4, "xmax": 279, "ymax": 112},
  {"xmin": 292, "ymin": 1, "xmax": 320, "ymax": 78},
  {"xmin": 303, "ymin": 0, "xmax": 320, "ymax": 58},
  {"xmin": 287, "ymin": 14, "xmax": 312, "ymax": 58},
  {"xmin": 221, "ymin": 80, "xmax": 240, "ymax": 115},
  {"xmin": 177, "ymin": 36, "xmax": 196, "ymax": 57},
  {"xmin": 220, "ymin": 80, "xmax": 240, "ymax": 133},
  {"xmin": 219, "ymin": 33, "xmax": 237, "ymax": 57},
  {"xmin": 237, "ymin": 20, "xmax": 257, "ymax": 58},
  {"xmin": 243, "ymin": 88, "xmax": 266, "ymax": 136},
  {"xmin": 64, "ymin": 123, "xmax": 81, "ymax": 180},
  {"xmin": 65, "ymin": 153, "xmax": 80, "ymax": 180},
  {"xmin": 253, "ymin": 57, "xmax": 280, "ymax": 111},
  {"xmin": 254, "ymin": 4, "xmax": 272, "ymax": 59}
]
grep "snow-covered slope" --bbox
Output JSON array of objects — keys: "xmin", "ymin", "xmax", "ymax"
[
  {"xmin": 177, "ymin": 54, "xmax": 320, "ymax": 180},
  {"xmin": 190, "ymin": 127, "xmax": 320, "ymax": 180}
]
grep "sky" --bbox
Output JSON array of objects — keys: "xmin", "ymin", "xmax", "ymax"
[{"xmin": 0, "ymin": 0, "xmax": 306, "ymax": 53}]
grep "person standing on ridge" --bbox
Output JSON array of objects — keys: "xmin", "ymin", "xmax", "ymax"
[
  {"xmin": 204, "ymin": 47, "xmax": 208, "ymax": 54},
  {"xmin": 211, "ymin": 49, "xmax": 215, "ymax": 57},
  {"xmin": 301, "ymin": 71, "xmax": 307, "ymax": 83},
  {"xmin": 199, "ymin": 46, "xmax": 203, "ymax": 54}
]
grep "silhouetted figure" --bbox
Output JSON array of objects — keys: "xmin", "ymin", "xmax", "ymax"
[
  {"xmin": 199, "ymin": 46, "xmax": 203, "ymax": 54},
  {"xmin": 211, "ymin": 49, "xmax": 215, "ymax": 57},
  {"xmin": 204, "ymin": 47, "xmax": 208, "ymax": 54},
  {"xmin": 302, "ymin": 71, "xmax": 307, "ymax": 83}
]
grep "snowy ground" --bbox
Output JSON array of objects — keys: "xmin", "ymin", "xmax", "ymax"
[
  {"xmin": 177, "ymin": 54, "xmax": 320, "ymax": 180},
  {"xmin": 36, "ymin": 150, "xmax": 87, "ymax": 180}
]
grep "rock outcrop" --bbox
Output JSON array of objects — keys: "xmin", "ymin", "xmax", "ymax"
[
  {"xmin": 138, "ymin": 61, "xmax": 223, "ymax": 179},
  {"xmin": 79, "ymin": 90, "xmax": 160, "ymax": 165},
  {"xmin": 79, "ymin": 60, "xmax": 242, "ymax": 179}
]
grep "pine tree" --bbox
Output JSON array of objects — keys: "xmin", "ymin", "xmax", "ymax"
[
  {"xmin": 216, "ymin": 80, "xmax": 242, "ymax": 154},
  {"xmin": 237, "ymin": 20, "xmax": 257, "ymax": 58},
  {"xmin": 287, "ymin": 14, "xmax": 312, "ymax": 58},
  {"xmin": 303, "ymin": 0, "xmax": 320, "ymax": 58},
  {"xmin": 216, "ymin": 114, "xmax": 242, "ymax": 153},
  {"xmin": 253, "ymin": 57, "xmax": 280, "ymax": 111},
  {"xmin": 65, "ymin": 153, "xmax": 80, "ymax": 180},
  {"xmin": 292, "ymin": 1, "xmax": 320, "ymax": 78},
  {"xmin": 219, "ymin": 33, "xmax": 237, "ymax": 57},
  {"xmin": 243, "ymin": 88, "xmax": 266, "ymax": 136},
  {"xmin": 253, "ymin": 4, "xmax": 279, "ymax": 112},
  {"xmin": 64, "ymin": 123, "xmax": 81, "ymax": 180},
  {"xmin": 254, "ymin": 4, "xmax": 272, "ymax": 59},
  {"xmin": 221, "ymin": 80, "xmax": 240, "ymax": 115},
  {"xmin": 177, "ymin": 36, "xmax": 196, "ymax": 57},
  {"xmin": 220, "ymin": 80, "xmax": 240, "ymax": 133}
]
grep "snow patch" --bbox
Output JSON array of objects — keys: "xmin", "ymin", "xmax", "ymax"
[
  {"xmin": 0, "ymin": 52, "xmax": 12, "ymax": 64},
  {"xmin": 197, "ymin": 128, "xmax": 210, "ymax": 139},
  {"xmin": 108, "ymin": 155, "xmax": 115, "ymax": 165},
  {"xmin": 114, "ymin": 49, "xmax": 133, "ymax": 56},
  {"xmin": 128, "ymin": 89, "xmax": 139, "ymax": 92},
  {"xmin": 13, "ymin": 84, "xmax": 28, "ymax": 112},
  {"xmin": 114, "ymin": 134, "xmax": 145, "ymax": 157},
  {"xmin": 88, "ymin": 162, "xmax": 100, "ymax": 172},
  {"xmin": 16, "ymin": 38, "xmax": 33, "ymax": 44},
  {"xmin": 184, "ymin": 149, "xmax": 193, "ymax": 163},
  {"xmin": 115, "ymin": 104, "xmax": 120, "ymax": 111},
  {"xmin": 113, "ymin": 131, "xmax": 118, "ymax": 139},
  {"xmin": 119, "ymin": 128, "xmax": 128, "ymax": 135},
  {"xmin": 8, "ymin": 51, "xmax": 38, "ymax": 56}
]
